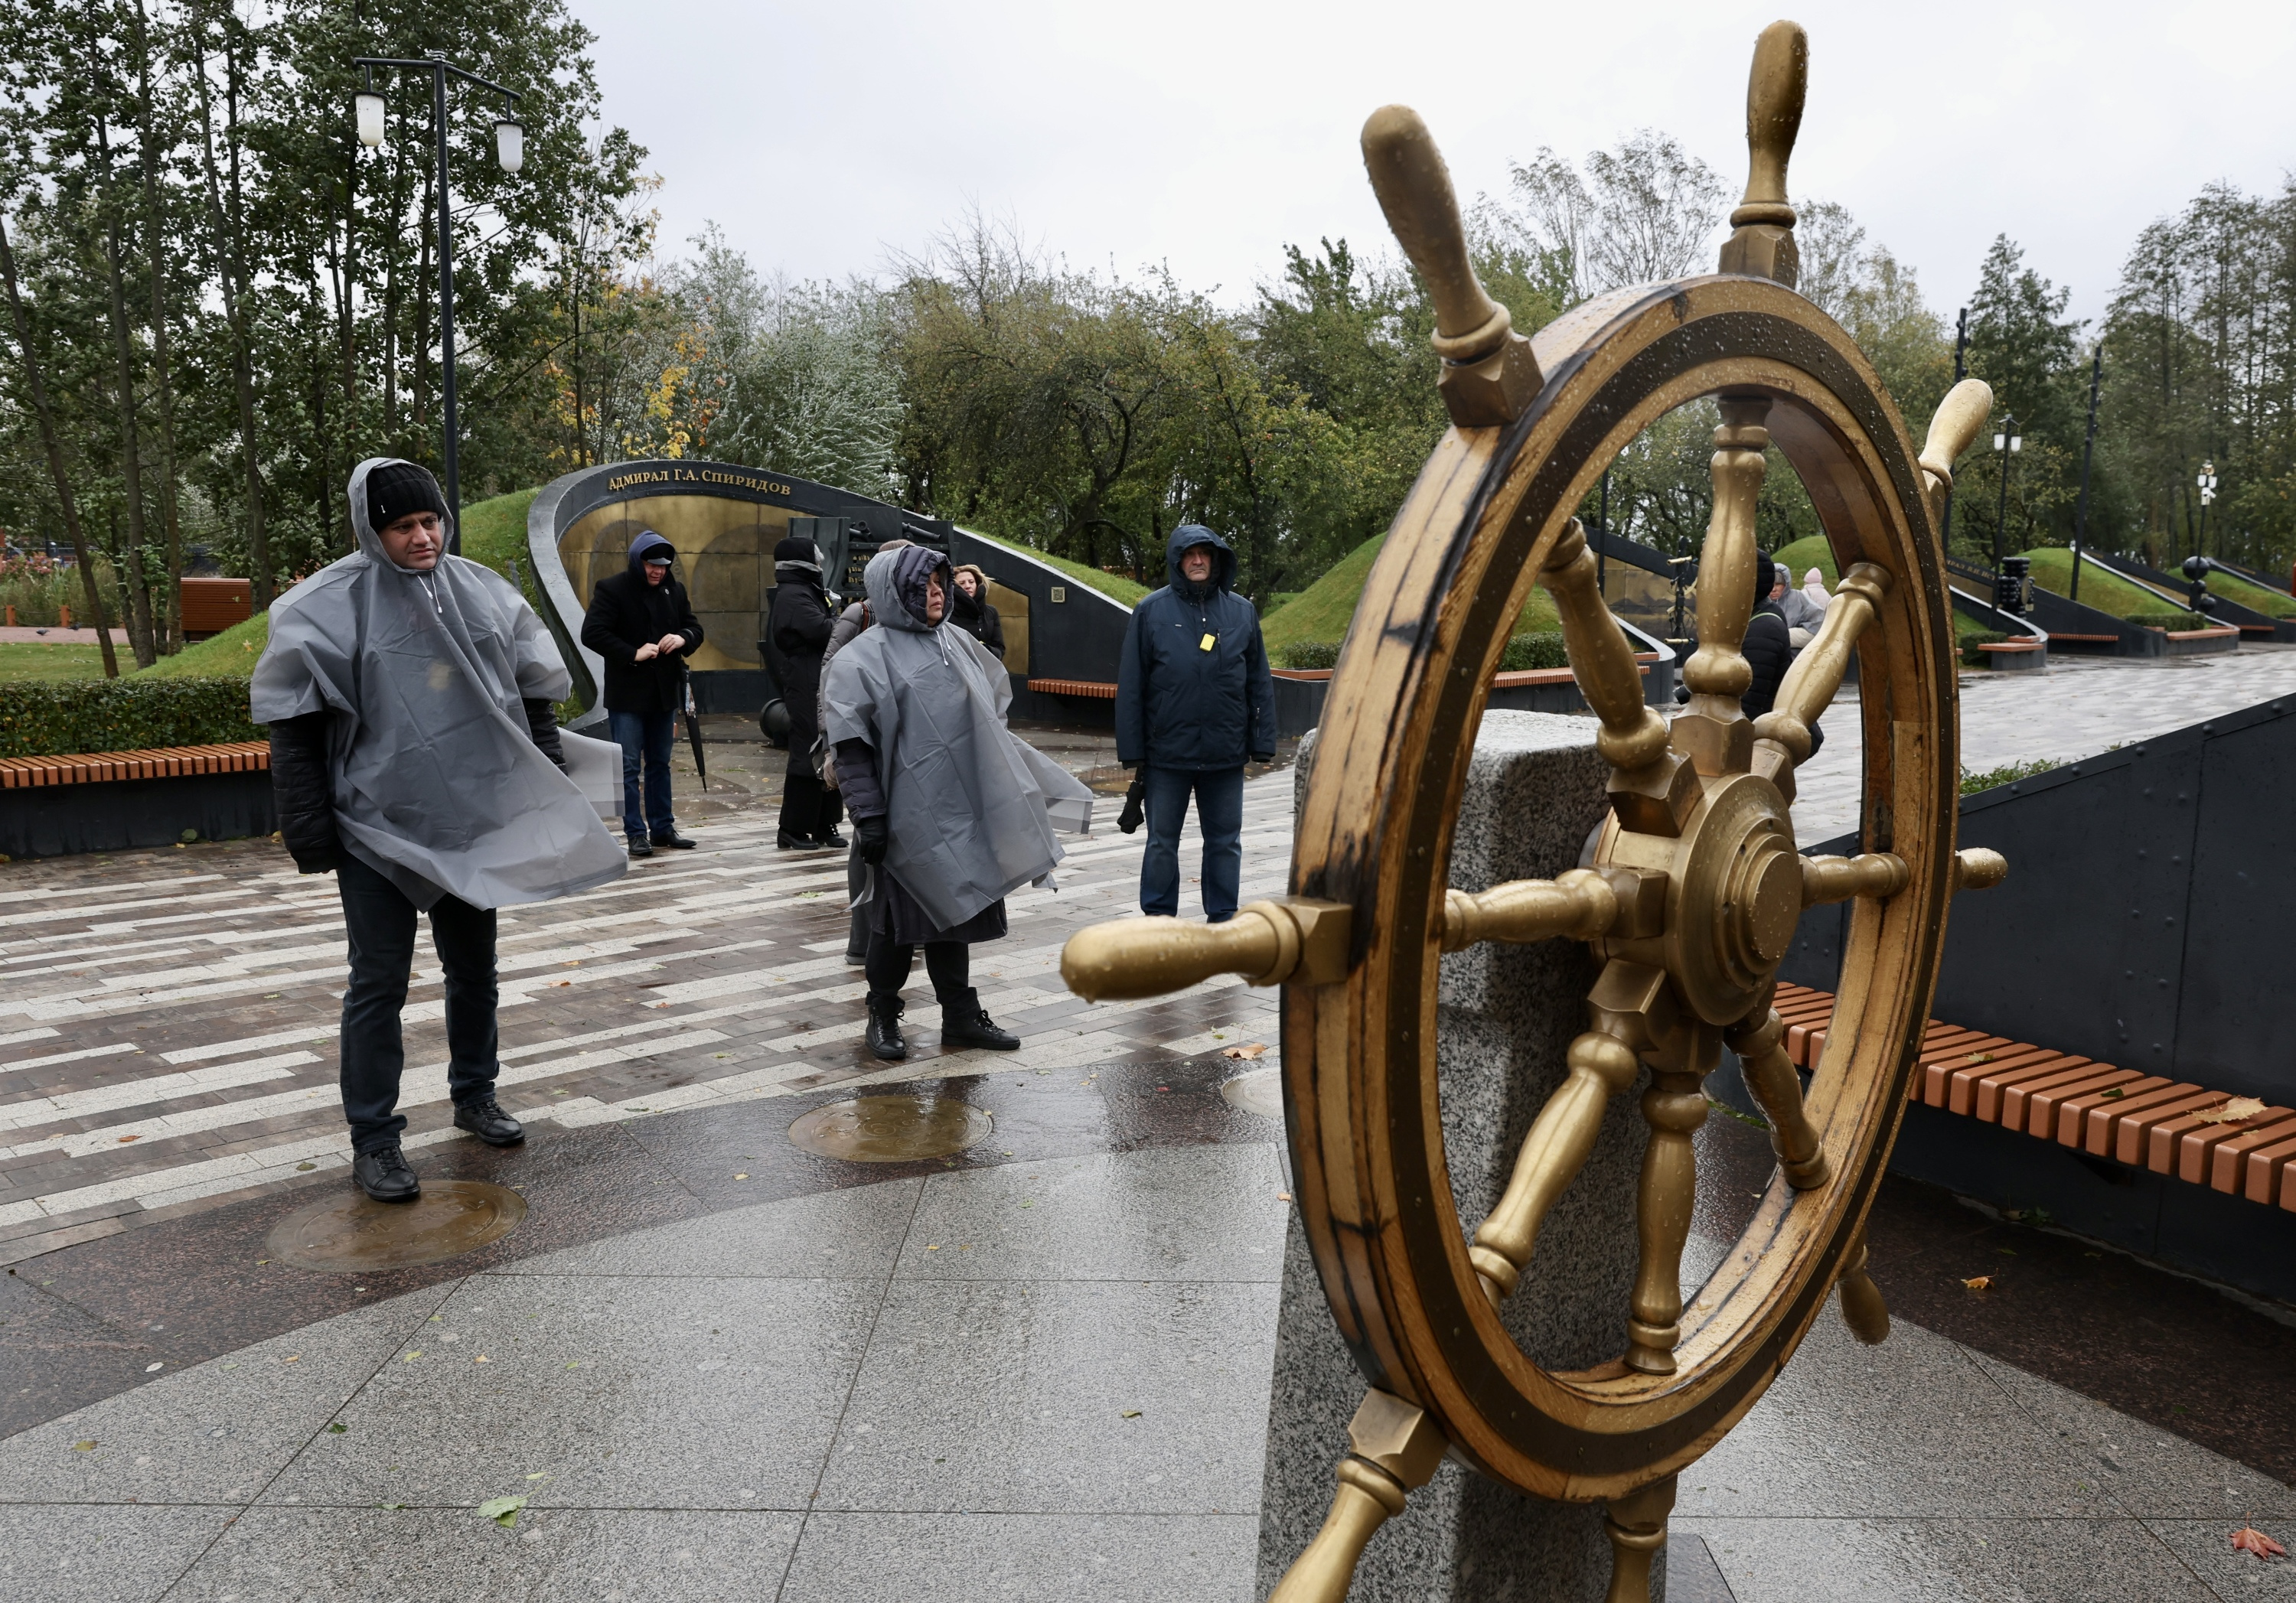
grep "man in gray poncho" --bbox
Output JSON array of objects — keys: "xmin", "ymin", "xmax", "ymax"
[
  {"xmin": 256, "ymin": 459, "xmax": 626, "ymax": 1201},
  {"xmin": 823, "ymin": 544, "xmax": 1093, "ymax": 1060}
]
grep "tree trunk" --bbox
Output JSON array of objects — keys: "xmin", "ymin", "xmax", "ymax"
[
  {"xmin": 129, "ymin": 0, "xmax": 182, "ymax": 653},
  {"xmin": 93, "ymin": 113, "xmax": 159, "ymax": 670},
  {"xmin": 0, "ymin": 215, "xmax": 119, "ymax": 678},
  {"xmin": 198, "ymin": 21, "xmax": 270, "ymax": 609},
  {"xmin": 113, "ymin": 508, "xmax": 157, "ymax": 664}
]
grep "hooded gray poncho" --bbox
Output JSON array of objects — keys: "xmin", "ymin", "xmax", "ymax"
[
  {"xmin": 822, "ymin": 545, "xmax": 1093, "ymax": 931},
  {"xmin": 250, "ymin": 458, "xmax": 627, "ymax": 911}
]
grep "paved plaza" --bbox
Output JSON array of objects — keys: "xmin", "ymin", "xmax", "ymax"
[{"xmin": 3, "ymin": 660, "xmax": 2295, "ymax": 1601}]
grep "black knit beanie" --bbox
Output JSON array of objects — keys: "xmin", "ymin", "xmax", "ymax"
[
  {"xmin": 366, "ymin": 462, "xmax": 448, "ymax": 532},
  {"xmin": 1754, "ymin": 551, "xmax": 1777, "ymax": 605}
]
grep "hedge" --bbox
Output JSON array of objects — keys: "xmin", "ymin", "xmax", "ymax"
[
  {"xmin": 2130, "ymin": 611, "xmax": 2205, "ymax": 631},
  {"xmin": 1279, "ymin": 633, "xmax": 1571, "ymax": 674},
  {"xmin": 0, "ymin": 678, "xmax": 263, "ymax": 759}
]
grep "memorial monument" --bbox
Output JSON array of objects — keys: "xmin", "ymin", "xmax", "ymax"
[{"xmin": 1058, "ymin": 21, "xmax": 2009, "ymax": 1600}]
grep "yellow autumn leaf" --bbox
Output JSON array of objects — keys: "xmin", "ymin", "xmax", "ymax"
[
  {"xmin": 2193, "ymin": 1096, "xmax": 2267, "ymax": 1126},
  {"xmin": 1961, "ymin": 1275, "xmax": 1993, "ymax": 1291}
]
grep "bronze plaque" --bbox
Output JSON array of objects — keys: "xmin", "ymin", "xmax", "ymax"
[
  {"xmin": 786, "ymin": 1094, "xmax": 991, "ymax": 1162},
  {"xmin": 266, "ymin": 1181, "xmax": 528, "ymax": 1272}
]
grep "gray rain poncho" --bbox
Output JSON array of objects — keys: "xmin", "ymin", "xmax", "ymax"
[
  {"xmin": 251, "ymin": 458, "xmax": 626, "ymax": 911},
  {"xmin": 823, "ymin": 546, "xmax": 1093, "ymax": 930}
]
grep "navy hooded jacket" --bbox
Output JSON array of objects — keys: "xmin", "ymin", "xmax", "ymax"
[
  {"xmin": 1114, "ymin": 526, "xmax": 1277, "ymax": 771},
  {"xmin": 579, "ymin": 530, "xmax": 703, "ymax": 714}
]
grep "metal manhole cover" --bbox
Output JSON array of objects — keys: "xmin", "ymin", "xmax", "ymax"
[
  {"xmin": 788, "ymin": 1094, "xmax": 992, "ymax": 1162},
  {"xmin": 1221, "ymin": 1067, "xmax": 1283, "ymax": 1119},
  {"xmin": 266, "ymin": 1181, "xmax": 527, "ymax": 1273}
]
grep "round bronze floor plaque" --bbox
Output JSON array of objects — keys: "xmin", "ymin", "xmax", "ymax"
[
  {"xmin": 788, "ymin": 1094, "xmax": 991, "ymax": 1162},
  {"xmin": 1221, "ymin": 1067, "xmax": 1283, "ymax": 1120},
  {"xmin": 266, "ymin": 1181, "xmax": 528, "ymax": 1273}
]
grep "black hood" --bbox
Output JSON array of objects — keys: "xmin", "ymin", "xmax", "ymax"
[{"xmin": 1166, "ymin": 524, "xmax": 1236, "ymax": 596}]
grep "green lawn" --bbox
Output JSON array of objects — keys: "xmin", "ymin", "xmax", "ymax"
[
  {"xmin": 1259, "ymin": 531, "xmax": 1561, "ymax": 657},
  {"xmin": 1770, "ymin": 535, "xmax": 1838, "ymax": 588},
  {"xmin": 959, "ymin": 527, "xmax": 1152, "ymax": 608},
  {"xmin": 2199, "ymin": 565, "xmax": 2296, "ymax": 618},
  {"xmin": 135, "ymin": 613, "xmax": 269, "ymax": 679},
  {"xmin": 2017, "ymin": 548, "xmax": 2193, "ymax": 621},
  {"xmin": 0, "ymin": 643, "xmax": 114, "ymax": 683}
]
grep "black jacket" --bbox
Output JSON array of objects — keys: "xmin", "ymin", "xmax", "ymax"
[
  {"xmin": 580, "ymin": 552, "xmax": 703, "ymax": 714},
  {"xmin": 1114, "ymin": 526, "xmax": 1277, "ymax": 770},
  {"xmin": 951, "ymin": 587, "xmax": 1006, "ymax": 659},
  {"xmin": 764, "ymin": 567, "xmax": 835, "ymax": 743},
  {"xmin": 271, "ymin": 699, "xmax": 563, "ymax": 875},
  {"xmin": 1741, "ymin": 601, "xmax": 1824, "ymax": 754}
]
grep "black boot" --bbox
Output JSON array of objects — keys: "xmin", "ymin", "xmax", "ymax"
[
  {"xmin": 941, "ymin": 988, "xmax": 1020, "ymax": 1051},
  {"xmin": 866, "ymin": 992, "xmax": 908, "ymax": 1061},
  {"xmin": 352, "ymin": 1143, "xmax": 420, "ymax": 1202},
  {"xmin": 453, "ymin": 1095, "xmax": 525, "ymax": 1146}
]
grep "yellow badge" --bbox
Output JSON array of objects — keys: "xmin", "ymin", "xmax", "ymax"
[{"xmin": 1199, "ymin": 633, "xmax": 1217, "ymax": 652}]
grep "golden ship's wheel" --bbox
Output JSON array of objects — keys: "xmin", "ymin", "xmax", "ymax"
[{"xmin": 1061, "ymin": 22, "xmax": 2007, "ymax": 1601}]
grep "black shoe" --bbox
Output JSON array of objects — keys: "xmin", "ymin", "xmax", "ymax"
[
  {"xmin": 352, "ymin": 1144, "xmax": 420, "ymax": 1202},
  {"xmin": 866, "ymin": 992, "xmax": 908, "ymax": 1061},
  {"xmin": 651, "ymin": 830, "xmax": 698, "ymax": 850},
  {"xmin": 941, "ymin": 988, "xmax": 1021, "ymax": 1051},
  {"xmin": 843, "ymin": 949, "xmax": 867, "ymax": 966},
  {"xmin": 778, "ymin": 831, "xmax": 820, "ymax": 851},
  {"xmin": 628, "ymin": 838, "xmax": 654, "ymax": 859},
  {"xmin": 453, "ymin": 1096, "xmax": 525, "ymax": 1146},
  {"xmin": 816, "ymin": 828, "xmax": 847, "ymax": 849}
]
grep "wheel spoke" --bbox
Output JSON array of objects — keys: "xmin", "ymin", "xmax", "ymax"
[
  {"xmin": 1625, "ymin": 1025, "xmax": 1720, "ymax": 1374},
  {"xmin": 1541, "ymin": 520, "xmax": 1700, "ymax": 837},
  {"xmin": 1469, "ymin": 1027, "xmax": 1642, "ymax": 1305},
  {"xmin": 1749, "ymin": 560, "xmax": 1891, "ymax": 796},
  {"xmin": 1267, "ymin": 1389, "xmax": 1446, "ymax": 1603},
  {"xmin": 1673, "ymin": 398, "xmax": 1771, "ymax": 779},
  {"xmin": 1801, "ymin": 851, "xmax": 1910, "ymax": 907},
  {"xmin": 1603, "ymin": 1474, "xmax": 1679, "ymax": 1603},
  {"xmin": 1439, "ymin": 868, "xmax": 1618, "ymax": 952},
  {"xmin": 1836, "ymin": 1233, "xmax": 1890, "ymax": 1344},
  {"xmin": 1723, "ymin": 1008, "xmax": 1829, "ymax": 1188},
  {"xmin": 1917, "ymin": 379, "xmax": 1995, "ymax": 520}
]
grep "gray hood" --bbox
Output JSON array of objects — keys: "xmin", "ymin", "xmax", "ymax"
[
  {"xmin": 251, "ymin": 457, "xmax": 625, "ymax": 910},
  {"xmin": 823, "ymin": 544, "xmax": 1092, "ymax": 929}
]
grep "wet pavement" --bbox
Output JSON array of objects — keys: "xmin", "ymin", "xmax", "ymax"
[{"xmin": 2, "ymin": 702, "xmax": 2292, "ymax": 1599}]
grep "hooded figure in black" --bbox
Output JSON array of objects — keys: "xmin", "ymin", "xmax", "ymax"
[
  {"xmin": 765, "ymin": 534, "xmax": 844, "ymax": 849},
  {"xmin": 1113, "ymin": 523, "xmax": 1276, "ymax": 923},
  {"xmin": 580, "ymin": 529, "xmax": 703, "ymax": 855},
  {"xmin": 1742, "ymin": 551, "xmax": 1823, "ymax": 754}
]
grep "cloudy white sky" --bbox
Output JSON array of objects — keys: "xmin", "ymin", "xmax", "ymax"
[{"xmin": 567, "ymin": 0, "xmax": 2294, "ymax": 329}]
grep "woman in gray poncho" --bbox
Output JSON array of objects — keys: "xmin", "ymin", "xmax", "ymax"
[
  {"xmin": 823, "ymin": 544, "xmax": 1093, "ymax": 1060},
  {"xmin": 255, "ymin": 459, "xmax": 625, "ymax": 1201}
]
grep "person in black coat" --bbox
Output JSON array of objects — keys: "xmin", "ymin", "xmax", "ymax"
[
  {"xmin": 1114, "ymin": 524, "xmax": 1276, "ymax": 924},
  {"xmin": 764, "ymin": 534, "xmax": 845, "ymax": 851},
  {"xmin": 949, "ymin": 563, "xmax": 1006, "ymax": 660},
  {"xmin": 579, "ymin": 529, "xmax": 703, "ymax": 857},
  {"xmin": 1742, "ymin": 551, "xmax": 1823, "ymax": 754}
]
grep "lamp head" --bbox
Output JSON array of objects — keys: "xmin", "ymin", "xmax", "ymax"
[
  {"xmin": 494, "ymin": 115, "xmax": 523, "ymax": 174},
  {"xmin": 355, "ymin": 90, "xmax": 385, "ymax": 148}
]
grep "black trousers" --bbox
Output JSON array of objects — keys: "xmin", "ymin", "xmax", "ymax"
[
  {"xmin": 778, "ymin": 761, "xmax": 843, "ymax": 840},
  {"xmin": 337, "ymin": 852, "xmax": 499, "ymax": 1154},
  {"xmin": 864, "ymin": 930, "xmax": 968, "ymax": 1005}
]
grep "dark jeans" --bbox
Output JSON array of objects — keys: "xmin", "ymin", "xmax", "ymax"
[
  {"xmin": 337, "ymin": 852, "xmax": 499, "ymax": 1154},
  {"xmin": 608, "ymin": 709, "xmax": 676, "ymax": 842},
  {"xmin": 1140, "ymin": 764, "xmax": 1246, "ymax": 922},
  {"xmin": 864, "ymin": 930, "xmax": 969, "ymax": 1005}
]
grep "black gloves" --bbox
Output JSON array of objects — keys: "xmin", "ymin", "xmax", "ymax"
[
  {"xmin": 855, "ymin": 813, "xmax": 889, "ymax": 865},
  {"xmin": 1117, "ymin": 776, "xmax": 1146, "ymax": 835},
  {"xmin": 1249, "ymin": 751, "xmax": 1274, "ymax": 765}
]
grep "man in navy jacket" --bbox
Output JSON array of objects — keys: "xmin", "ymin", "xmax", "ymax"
[{"xmin": 1114, "ymin": 525, "xmax": 1277, "ymax": 923}]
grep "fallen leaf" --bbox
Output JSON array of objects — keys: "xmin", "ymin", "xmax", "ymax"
[
  {"xmin": 117, "ymin": 1134, "xmax": 139, "ymax": 1143},
  {"xmin": 145, "ymin": 1361, "xmax": 164, "ymax": 1373},
  {"xmin": 326, "ymin": 1423, "xmax": 347, "ymax": 1435},
  {"xmin": 551, "ymin": 980, "xmax": 571, "ymax": 988},
  {"xmin": 1221, "ymin": 1042, "xmax": 1269, "ymax": 1061},
  {"xmin": 73, "ymin": 1439, "xmax": 97, "ymax": 1451},
  {"xmin": 1963, "ymin": 1051, "xmax": 1994, "ymax": 1064},
  {"xmin": 525, "ymin": 1471, "xmax": 551, "ymax": 1481},
  {"xmin": 1962, "ymin": 1275, "xmax": 1993, "ymax": 1291},
  {"xmin": 403, "ymin": 1351, "xmax": 422, "ymax": 1361},
  {"xmin": 380, "ymin": 1502, "xmax": 407, "ymax": 1510},
  {"xmin": 283, "ymin": 1355, "xmax": 301, "ymax": 1364},
  {"xmin": 475, "ymin": 1494, "xmax": 527, "ymax": 1528},
  {"xmin": 2194, "ymin": 1096, "xmax": 2268, "ymax": 1126},
  {"xmin": 2099, "ymin": 1087, "xmax": 2126, "ymax": 1100},
  {"xmin": 1120, "ymin": 1409, "xmax": 1142, "ymax": 1419},
  {"xmin": 475, "ymin": 1355, "xmax": 490, "ymax": 1364},
  {"xmin": 2232, "ymin": 1526, "xmax": 2286, "ymax": 1560},
  {"xmin": 1019, "ymin": 1199, "xmax": 1035, "ymax": 1208},
  {"xmin": 295, "ymin": 1162, "xmax": 316, "ymax": 1171},
  {"xmin": 1277, "ymin": 1191, "xmax": 1293, "ymax": 1202},
  {"xmin": 732, "ymin": 1173, "xmax": 748, "ymax": 1181}
]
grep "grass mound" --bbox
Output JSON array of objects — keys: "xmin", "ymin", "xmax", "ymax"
[
  {"xmin": 1769, "ymin": 535, "xmax": 1838, "ymax": 589},
  {"xmin": 2199, "ymin": 565, "xmax": 2296, "ymax": 618},
  {"xmin": 136, "ymin": 613, "xmax": 269, "ymax": 679},
  {"xmin": 1260, "ymin": 533, "xmax": 1560, "ymax": 657},
  {"xmin": 960, "ymin": 528, "xmax": 1151, "ymax": 608},
  {"xmin": 2017, "ymin": 548, "xmax": 2183, "ymax": 621}
]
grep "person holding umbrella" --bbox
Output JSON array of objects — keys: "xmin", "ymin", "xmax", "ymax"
[{"xmin": 580, "ymin": 531, "xmax": 704, "ymax": 859}]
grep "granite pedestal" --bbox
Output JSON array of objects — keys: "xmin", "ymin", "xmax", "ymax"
[{"xmin": 1256, "ymin": 712, "xmax": 1665, "ymax": 1601}]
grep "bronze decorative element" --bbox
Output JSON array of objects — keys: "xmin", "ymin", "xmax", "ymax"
[{"xmin": 1055, "ymin": 19, "xmax": 2007, "ymax": 1601}]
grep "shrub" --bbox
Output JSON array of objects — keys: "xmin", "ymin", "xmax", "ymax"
[
  {"xmin": 1960, "ymin": 758, "xmax": 2054, "ymax": 796},
  {"xmin": 2129, "ymin": 611, "xmax": 2204, "ymax": 630},
  {"xmin": 1958, "ymin": 629, "xmax": 2007, "ymax": 666},
  {"xmin": 0, "ymin": 552, "xmax": 121, "ymax": 627},
  {"xmin": 1499, "ymin": 632, "xmax": 1569, "ymax": 672},
  {"xmin": 1280, "ymin": 639, "xmax": 1341, "ymax": 670},
  {"xmin": 0, "ymin": 677, "xmax": 263, "ymax": 758}
]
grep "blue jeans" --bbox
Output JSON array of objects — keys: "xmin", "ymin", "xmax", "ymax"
[
  {"xmin": 1140, "ymin": 765, "xmax": 1245, "ymax": 922},
  {"xmin": 336, "ymin": 853, "xmax": 498, "ymax": 1153},
  {"xmin": 609, "ymin": 709, "xmax": 677, "ymax": 842}
]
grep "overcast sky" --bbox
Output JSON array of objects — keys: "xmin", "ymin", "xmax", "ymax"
[{"xmin": 566, "ymin": 0, "xmax": 2294, "ymax": 331}]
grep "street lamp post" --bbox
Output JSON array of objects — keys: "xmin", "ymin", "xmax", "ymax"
[
  {"xmin": 1939, "ymin": 307, "xmax": 1968, "ymax": 550},
  {"xmin": 2070, "ymin": 347, "xmax": 2102, "ymax": 603},
  {"xmin": 353, "ymin": 52, "xmax": 526, "ymax": 549},
  {"xmin": 1990, "ymin": 414, "xmax": 2021, "ymax": 573},
  {"xmin": 2195, "ymin": 461, "xmax": 2218, "ymax": 562}
]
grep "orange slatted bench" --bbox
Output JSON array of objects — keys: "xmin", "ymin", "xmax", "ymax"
[
  {"xmin": 1770, "ymin": 981, "xmax": 2295, "ymax": 1211},
  {"xmin": 1025, "ymin": 678, "xmax": 1118, "ymax": 699},
  {"xmin": 0, "ymin": 741, "xmax": 270, "ymax": 790}
]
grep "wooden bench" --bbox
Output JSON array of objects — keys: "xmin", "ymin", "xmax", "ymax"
[
  {"xmin": 1773, "ymin": 982, "xmax": 2296, "ymax": 1209},
  {"xmin": 0, "ymin": 741, "xmax": 270, "ymax": 790}
]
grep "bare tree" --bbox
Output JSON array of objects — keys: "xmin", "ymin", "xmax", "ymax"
[{"xmin": 1487, "ymin": 131, "xmax": 1728, "ymax": 302}]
